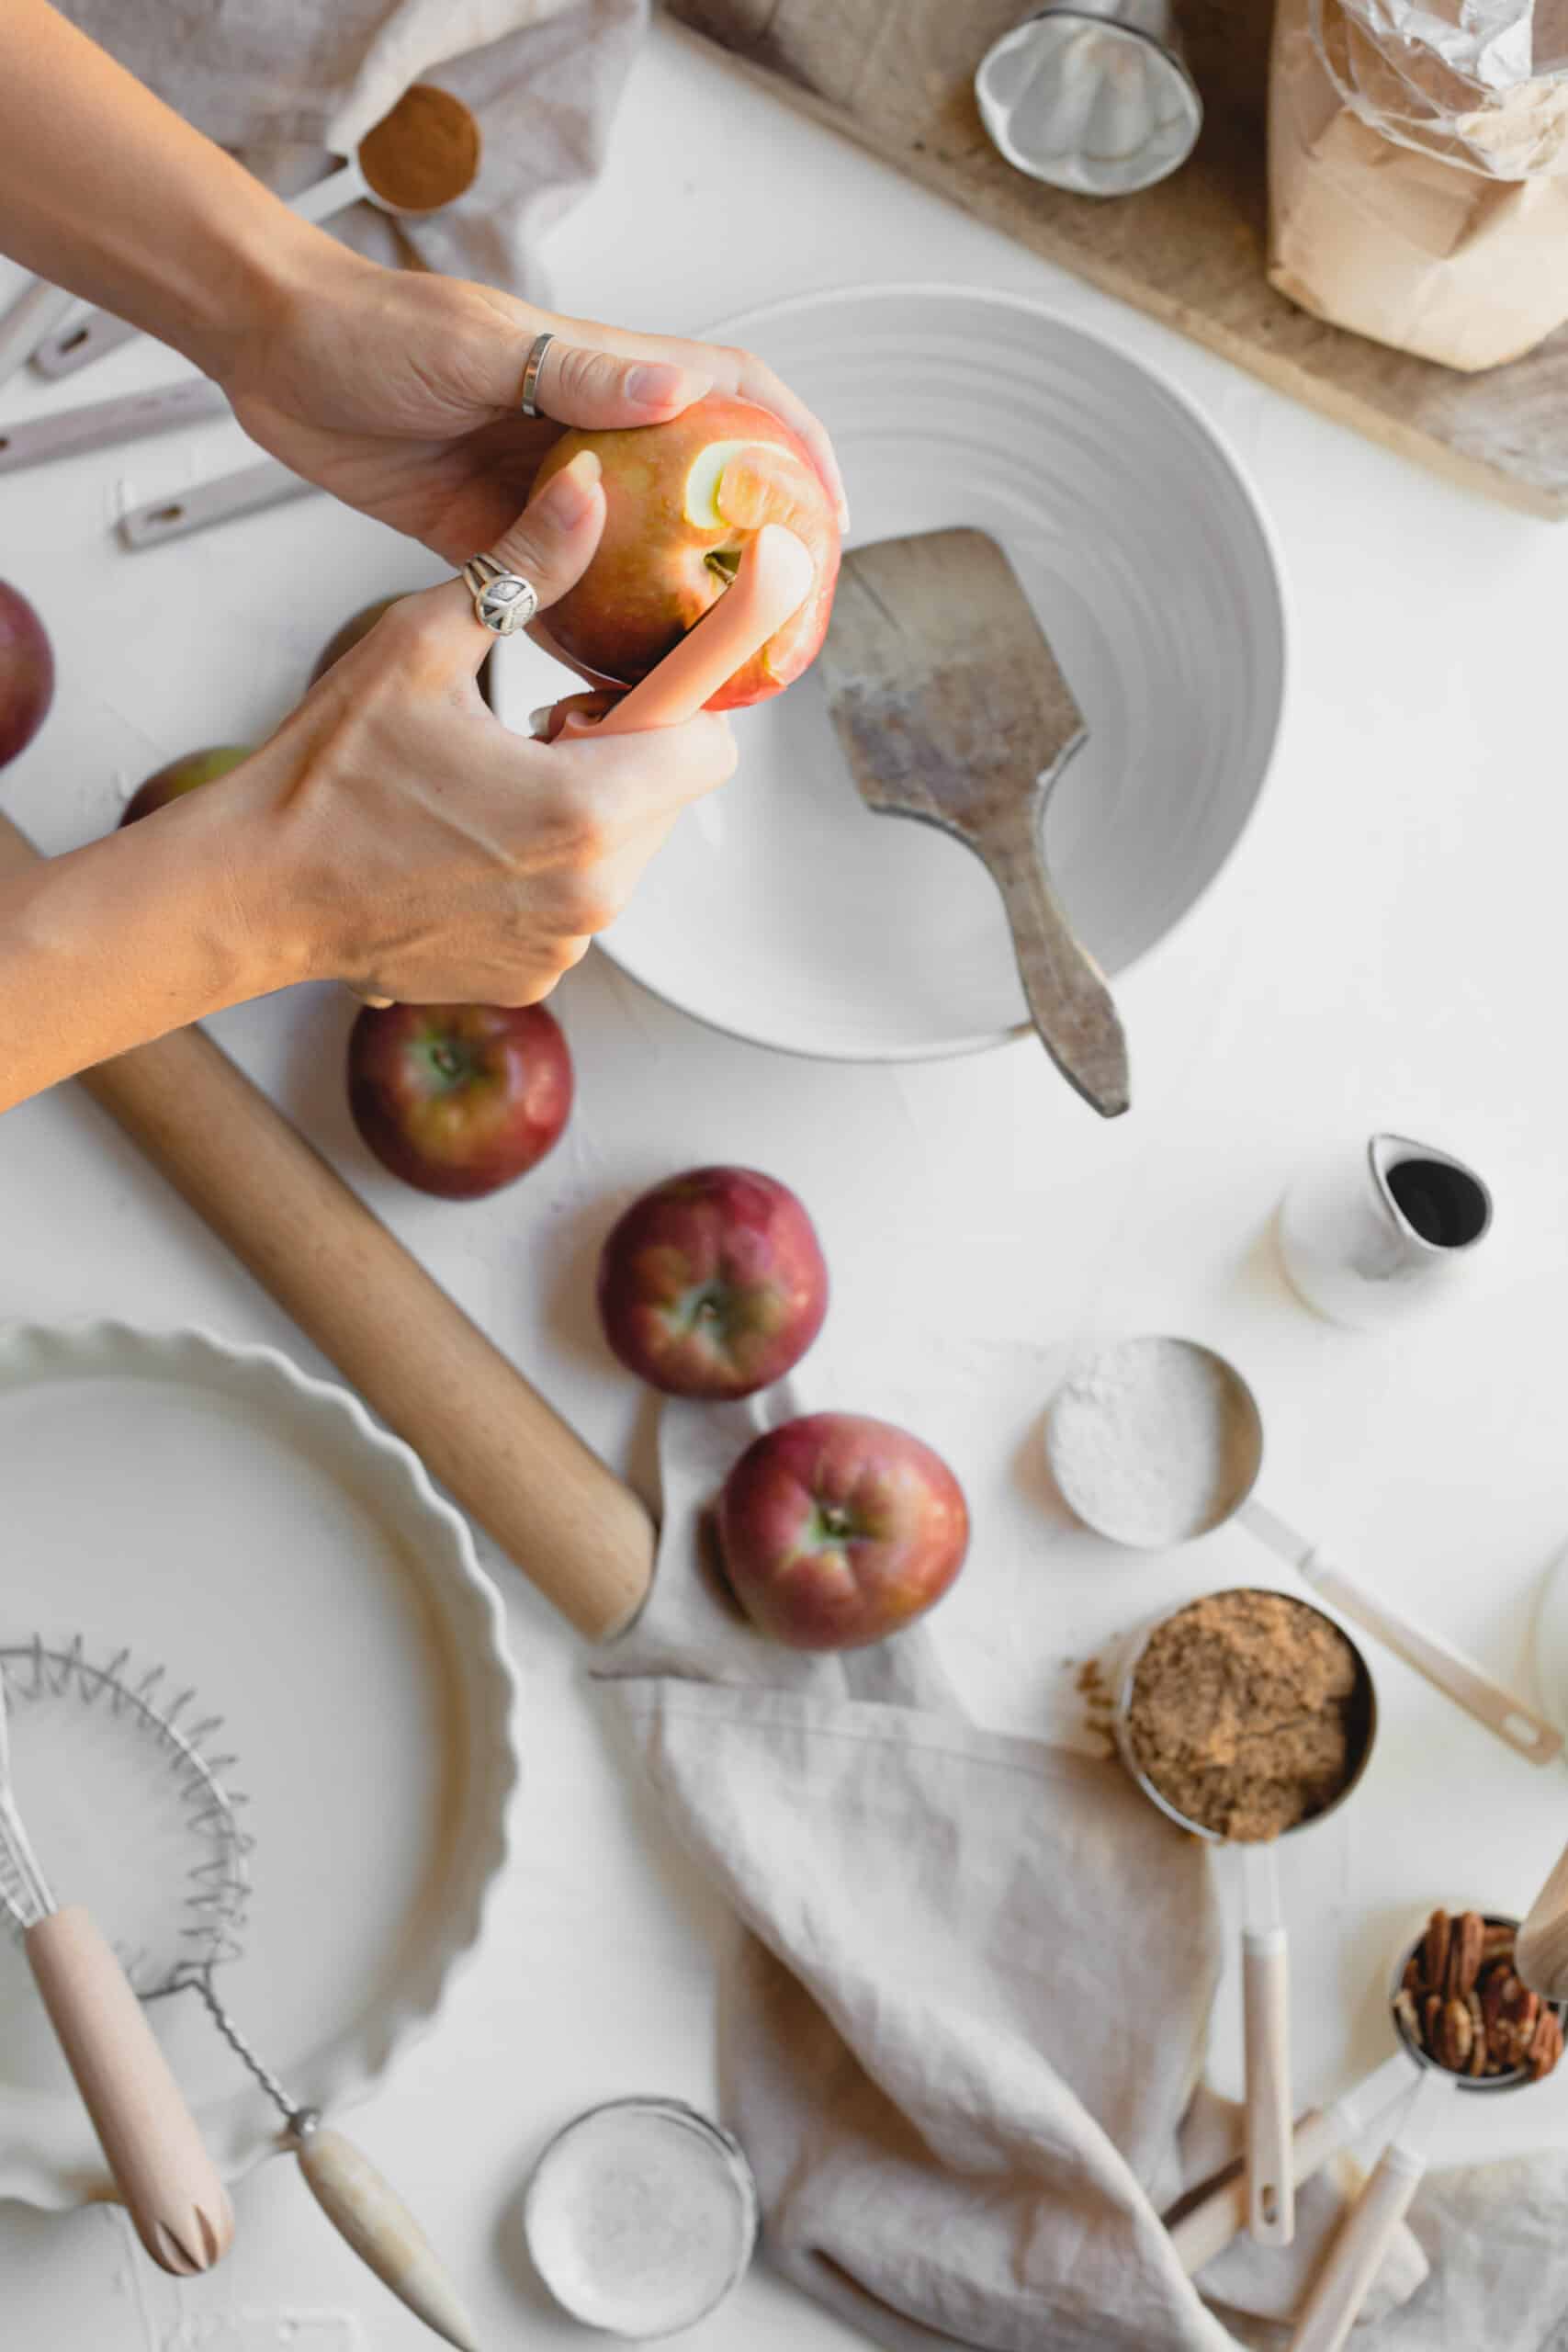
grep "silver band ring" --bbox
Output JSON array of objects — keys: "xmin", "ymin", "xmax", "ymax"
[
  {"xmin": 462, "ymin": 552, "xmax": 540, "ymax": 638},
  {"xmin": 520, "ymin": 330, "xmax": 555, "ymax": 418}
]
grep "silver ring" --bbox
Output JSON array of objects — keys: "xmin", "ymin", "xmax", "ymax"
[
  {"xmin": 462, "ymin": 552, "xmax": 539, "ymax": 638},
  {"xmin": 520, "ymin": 330, "xmax": 555, "ymax": 418}
]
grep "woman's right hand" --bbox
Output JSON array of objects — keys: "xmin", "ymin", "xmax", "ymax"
[{"xmin": 224, "ymin": 449, "xmax": 736, "ymax": 1006}]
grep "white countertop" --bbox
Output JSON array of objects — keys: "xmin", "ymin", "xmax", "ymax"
[{"xmin": 5, "ymin": 18, "xmax": 1568, "ymax": 2347}]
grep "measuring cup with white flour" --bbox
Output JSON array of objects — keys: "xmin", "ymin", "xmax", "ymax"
[{"xmin": 1045, "ymin": 1336, "xmax": 1559, "ymax": 1769}]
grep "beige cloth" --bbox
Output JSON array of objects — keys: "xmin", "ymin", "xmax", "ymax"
[
  {"xmin": 592, "ymin": 1394, "xmax": 1568, "ymax": 2350},
  {"xmin": 60, "ymin": 0, "xmax": 647, "ymax": 300}
]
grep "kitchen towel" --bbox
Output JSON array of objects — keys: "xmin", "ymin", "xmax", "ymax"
[
  {"xmin": 592, "ymin": 1393, "xmax": 1567, "ymax": 2351},
  {"xmin": 59, "ymin": 0, "xmax": 647, "ymax": 301}
]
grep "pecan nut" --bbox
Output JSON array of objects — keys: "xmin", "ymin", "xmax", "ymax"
[
  {"xmin": 1421, "ymin": 1910, "xmax": 1452, "ymax": 1994},
  {"xmin": 1446, "ymin": 1911, "xmax": 1485, "ymax": 1998},
  {"xmin": 1529, "ymin": 2008, "xmax": 1564, "ymax": 2082},
  {"xmin": 1483, "ymin": 1971, "xmax": 1541, "ymax": 2072},
  {"xmin": 1430, "ymin": 1996, "xmax": 1475, "ymax": 2073}
]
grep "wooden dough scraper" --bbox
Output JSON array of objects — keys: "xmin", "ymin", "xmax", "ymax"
[{"xmin": 818, "ymin": 526, "xmax": 1130, "ymax": 1117}]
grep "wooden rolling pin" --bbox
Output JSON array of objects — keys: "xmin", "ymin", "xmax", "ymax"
[
  {"xmin": 0, "ymin": 808, "xmax": 654, "ymax": 1641},
  {"xmin": 0, "ymin": 527, "xmax": 819, "ymax": 1641}
]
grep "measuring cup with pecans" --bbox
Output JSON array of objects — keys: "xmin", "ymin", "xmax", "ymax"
[
  {"xmin": 1112, "ymin": 1589, "xmax": 1378, "ymax": 2252},
  {"xmin": 1288, "ymin": 1908, "xmax": 1564, "ymax": 2352}
]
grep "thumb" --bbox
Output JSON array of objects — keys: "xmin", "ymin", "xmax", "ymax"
[
  {"xmin": 534, "ymin": 338, "xmax": 711, "ymax": 431},
  {"xmin": 423, "ymin": 450, "xmax": 607, "ymax": 674}
]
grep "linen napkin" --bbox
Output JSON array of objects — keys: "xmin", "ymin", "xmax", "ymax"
[
  {"xmin": 591, "ymin": 1393, "xmax": 1432, "ymax": 2352},
  {"xmin": 60, "ymin": 0, "xmax": 647, "ymax": 302}
]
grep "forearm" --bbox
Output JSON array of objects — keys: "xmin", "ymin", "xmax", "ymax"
[
  {"xmin": 0, "ymin": 780, "xmax": 310, "ymax": 1113},
  {"xmin": 0, "ymin": 0, "xmax": 350, "ymax": 378}
]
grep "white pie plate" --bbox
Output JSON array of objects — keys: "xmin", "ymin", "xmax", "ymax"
[
  {"xmin": 491, "ymin": 281, "xmax": 1289, "ymax": 1062},
  {"xmin": 0, "ymin": 1321, "xmax": 518, "ymax": 2211}
]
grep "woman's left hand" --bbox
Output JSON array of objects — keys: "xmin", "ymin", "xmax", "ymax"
[{"xmin": 221, "ymin": 248, "xmax": 848, "ymax": 563}]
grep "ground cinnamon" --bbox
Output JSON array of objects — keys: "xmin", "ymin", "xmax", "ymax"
[
  {"xmin": 1124, "ymin": 1589, "xmax": 1365, "ymax": 1842},
  {"xmin": 359, "ymin": 85, "xmax": 480, "ymax": 215}
]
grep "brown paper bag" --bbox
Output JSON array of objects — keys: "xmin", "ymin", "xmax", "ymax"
[{"xmin": 1269, "ymin": 0, "xmax": 1568, "ymax": 371}]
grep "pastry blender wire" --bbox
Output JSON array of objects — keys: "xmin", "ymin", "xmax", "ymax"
[{"xmin": 0, "ymin": 1636, "xmax": 478, "ymax": 2352}]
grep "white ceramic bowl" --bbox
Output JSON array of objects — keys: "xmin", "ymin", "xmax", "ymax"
[
  {"xmin": 0, "ymin": 1322, "xmax": 518, "ymax": 2207},
  {"xmin": 491, "ymin": 281, "xmax": 1288, "ymax": 1063}
]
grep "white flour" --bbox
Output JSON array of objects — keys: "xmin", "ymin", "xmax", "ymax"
[
  {"xmin": 1047, "ymin": 1336, "xmax": 1258, "ymax": 1546},
  {"xmin": 525, "ymin": 2099, "xmax": 757, "ymax": 2337}
]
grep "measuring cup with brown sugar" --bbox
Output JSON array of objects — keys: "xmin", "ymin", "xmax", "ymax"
[
  {"xmin": 1048, "ymin": 1336, "xmax": 1559, "ymax": 1768},
  {"xmin": 1287, "ymin": 1907, "xmax": 1564, "ymax": 2352},
  {"xmin": 31, "ymin": 84, "xmax": 482, "ymax": 379},
  {"xmin": 1112, "ymin": 1588, "xmax": 1379, "ymax": 2253}
]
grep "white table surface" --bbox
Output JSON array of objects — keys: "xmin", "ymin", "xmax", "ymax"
[{"xmin": 4, "ymin": 18, "xmax": 1568, "ymax": 2347}]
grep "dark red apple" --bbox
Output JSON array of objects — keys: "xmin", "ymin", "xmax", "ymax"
[
  {"xmin": 346, "ymin": 1001, "xmax": 572, "ymax": 1200},
  {"xmin": 596, "ymin": 1166, "xmax": 828, "ymax": 1399},
  {"xmin": 119, "ymin": 744, "xmax": 251, "ymax": 827},
  {"xmin": 0, "ymin": 581, "xmax": 54, "ymax": 769},
  {"xmin": 310, "ymin": 594, "xmax": 493, "ymax": 706},
  {"xmin": 533, "ymin": 394, "xmax": 840, "ymax": 710},
  {"xmin": 716, "ymin": 1411, "xmax": 969, "ymax": 1650}
]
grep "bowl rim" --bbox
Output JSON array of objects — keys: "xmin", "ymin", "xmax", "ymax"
[{"xmin": 586, "ymin": 277, "xmax": 1292, "ymax": 1066}]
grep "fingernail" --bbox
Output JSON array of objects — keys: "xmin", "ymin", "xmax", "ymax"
[
  {"xmin": 626, "ymin": 363, "xmax": 708, "ymax": 409},
  {"xmin": 528, "ymin": 705, "xmax": 556, "ymax": 738},
  {"xmin": 537, "ymin": 448, "xmax": 602, "ymax": 528}
]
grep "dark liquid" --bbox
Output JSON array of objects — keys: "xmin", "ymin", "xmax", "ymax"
[{"xmin": 1385, "ymin": 1158, "xmax": 1489, "ymax": 1250}]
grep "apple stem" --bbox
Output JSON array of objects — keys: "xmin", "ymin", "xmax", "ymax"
[
  {"xmin": 705, "ymin": 548, "xmax": 742, "ymax": 587},
  {"xmin": 818, "ymin": 1505, "xmax": 853, "ymax": 1540}
]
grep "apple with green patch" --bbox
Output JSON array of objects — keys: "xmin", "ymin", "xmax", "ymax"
[
  {"xmin": 347, "ymin": 1001, "xmax": 573, "ymax": 1200},
  {"xmin": 119, "ymin": 744, "xmax": 251, "ymax": 826},
  {"xmin": 716, "ymin": 1411, "xmax": 969, "ymax": 1651},
  {"xmin": 533, "ymin": 394, "xmax": 840, "ymax": 710},
  {"xmin": 596, "ymin": 1165, "xmax": 828, "ymax": 1399}
]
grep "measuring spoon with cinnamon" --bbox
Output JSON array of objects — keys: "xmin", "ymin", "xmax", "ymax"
[{"xmin": 31, "ymin": 84, "xmax": 481, "ymax": 380}]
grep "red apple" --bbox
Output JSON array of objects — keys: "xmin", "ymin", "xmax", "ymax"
[
  {"xmin": 310, "ymin": 594, "xmax": 494, "ymax": 705},
  {"xmin": 119, "ymin": 744, "xmax": 251, "ymax": 827},
  {"xmin": 596, "ymin": 1165, "xmax": 828, "ymax": 1398},
  {"xmin": 716, "ymin": 1411, "xmax": 969, "ymax": 1651},
  {"xmin": 346, "ymin": 1001, "xmax": 572, "ymax": 1200},
  {"xmin": 533, "ymin": 394, "xmax": 840, "ymax": 710},
  {"xmin": 0, "ymin": 582, "xmax": 54, "ymax": 769}
]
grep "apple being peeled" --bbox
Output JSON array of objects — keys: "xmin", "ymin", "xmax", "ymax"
[
  {"xmin": 534, "ymin": 395, "xmax": 840, "ymax": 710},
  {"xmin": 347, "ymin": 1001, "xmax": 572, "ymax": 1200},
  {"xmin": 119, "ymin": 744, "xmax": 251, "ymax": 827},
  {"xmin": 717, "ymin": 1412, "xmax": 969, "ymax": 1651},
  {"xmin": 597, "ymin": 1165, "xmax": 828, "ymax": 1398},
  {"xmin": 0, "ymin": 581, "xmax": 54, "ymax": 769}
]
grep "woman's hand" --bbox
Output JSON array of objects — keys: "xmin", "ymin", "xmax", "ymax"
[
  {"xmin": 0, "ymin": 455, "xmax": 737, "ymax": 1113},
  {"xmin": 244, "ymin": 451, "xmax": 736, "ymax": 1004},
  {"xmin": 220, "ymin": 245, "xmax": 848, "ymax": 565}
]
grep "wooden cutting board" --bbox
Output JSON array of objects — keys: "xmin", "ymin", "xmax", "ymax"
[{"xmin": 666, "ymin": 0, "xmax": 1568, "ymax": 520}]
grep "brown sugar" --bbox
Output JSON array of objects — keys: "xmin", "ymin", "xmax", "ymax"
[
  {"xmin": 359, "ymin": 85, "xmax": 480, "ymax": 215},
  {"xmin": 1124, "ymin": 1590, "xmax": 1365, "ymax": 1842}
]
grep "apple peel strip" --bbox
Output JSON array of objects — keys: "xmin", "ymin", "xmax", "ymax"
[{"xmin": 561, "ymin": 525, "xmax": 816, "ymax": 738}]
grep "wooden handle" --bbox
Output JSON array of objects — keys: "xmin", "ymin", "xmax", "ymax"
[
  {"xmin": 984, "ymin": 816, "xmax": 1130, "ymax": 1119},
  {"xmin": 1244, "ymin": 1924, "xmax": 1295, "ymax": 2245},
  {"xmin": 0, "ymin": 280, "xmax": 77, "ymax": 390},
  {"xmin": 295, "ymin": 2125, "xmax": 478, "ymax": 2352},
  {"xmin": 26, "ymin": 1906, "xmax": 233, "ymax": 2275},
  {"xmin": 1517, "ymin": 1834, "xmax": 1568, "ymax": 2002},
  {"xmin": 118, "ymin": 459, "xmax": 315, "ymax": 551},
  {"xmin": 1169, "ymin": 2103, "xmax": 1341, "ymax": 2277},
  {"xmin": 1304, "ymin": 1557, "xmax": 1562, "ymax": 1766},
  {"xmin": 0, "ymin": 378, "xmax": 229, "ymax": 475},
  {"xmin": 1288, "ymin": 2140, "xmax": 1425, "ymax": 2352},
  {"xmin": 0, "ymin": 813, "xmax": 655, "ymax": 1642},
  {"xmin": 30, "ymin": 308, "xmax": 141, "ymax": 380}
]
